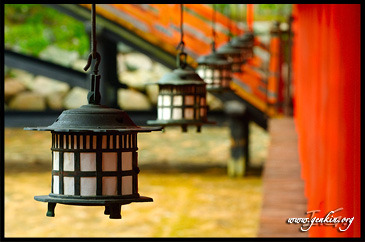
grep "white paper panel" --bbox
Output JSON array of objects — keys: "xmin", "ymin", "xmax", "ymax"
[
  {"xmin": 80, "ymin": 153, "xmax": 96, "ymax": 171},
  {"xmin": 63, "ymin": 135, "xmax": 67, "ymax": 149},
  {"xmin": 122, "ymin": 152, "xmax": 133, "ymax": 171},
  {"xmin": 122, "ymin": 176, "xmax": 133, "ymax": 195},
  {"xmin": 184, "ymin": 108, "xmax": 194, "ymax": 120},
  {"xmin": 157, "ymin": 95, "xmax": 163, "ymax": 106},
  {"xmin": 163, "ymin": 95, "xmax": 171, "ymax": 106},
  {"xmin": 116, "ymin": 135, "xmax": 120, "ymax": 149},
  {"xmin": 85, "ymin": 135, "xmax": 90, "ymax": 149},
  {"xmin": 200, "ymin": 108, "xmax": 206, "ymax": 117},
  {"xmin": 80, "ymin": 177, "xmax": 96, "ymax": 196},
  {"xmin": 74, "ymin": 135, "xmax": 77, "ymax": 149},
  {"xmin": 206, "ymin": 69, "xmax": 213, "ymax": 78},
  {"xmin": 102, "ymin": 153, "xmax": 118, "ymax": 171},
  {"xmin": 63, "ymin": 177, "xmax": 75, "ymax": 195},
  {"xmin": 185, "ymin": 96, "xmax": 194, "ymax": 105},
  {"xmin": 63, "ymin": 152, "xmax": 75, "ymax": 171},
  {"xmin": 173, "ymin": 95, "xmax": 183, "ymax": 106},
  {"xmin": 102, "ymin": 135, "xmax": 107, "ymax": 149},
  {"xmin": 158, "ymin": 108, "xmax": 162, "ymax": 120},
  {"xmin": 214, "ymin": 70, "xmax": 220, "ymax": 78},
  {"xmin": 200, "ymin": 98, "xmax": 206, "ymax": 106},
  {"xmin": 53, "ymin": 151, "xmax": 59, "ymax": 171},
  {"xmin": 53, "ymin": 175, "xmax": 59, "ymax": 194},
  {"xmin": 110, "ymin": 135, "xmax": 114, "ymax": 149},
  {"xmin": 196, "ymin": 68, "xmax": 204, "ymax": 78},
  {"xmin": 162, "ymin": 108, "xmax": 171, "ymax": 120},
  {"xmin": 172, "ymin": 108, "xmax": 182, "ymax": 120},
  {"xmin": 102, "ymin": 177, "xmax": 117, "ymax": 196},
  {"xmin": 79, "ymin": 135, "xmax": 83, "ymax": 149}
]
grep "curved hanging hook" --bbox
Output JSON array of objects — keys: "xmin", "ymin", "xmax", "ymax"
[
  {"xmin": 176, "ymin": 4, "xmax": 188, "ymax": 69},
  {"xmin": 84, "ymin": 4, "xmax": 101, "ymax": 75},
  {"xmin": 84, "ymin": 4, "xmax": 102, "ymax": 105},
  {"xmin": 84, "ymin": 52, "xmax": 101, "ymax": 75}
]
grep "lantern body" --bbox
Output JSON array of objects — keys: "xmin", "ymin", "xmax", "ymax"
[
  {"xmin": 156, "ymin": 84, "xmax": 207, "ymax": 122},
  {"xmin": 148, "ymin": 68, "xmax": 213, "ymax": 132},
  {"xmin": 231, "ymin": 32, "xmax": 255, "ymax": 61},
  {"xmin": 25, "ymin": 104, "xmax": 161, "ymax": 219},
  {"xmin": 51, "ymin": 132, "xmax": 137, "ymax": 198},
  {"xmin": 217, "ymin": 43, "xmax": 245, "ymax": 73},
  {"xmin": 196, "ymin": 52, "xmax": 232, "ymax": 91}
]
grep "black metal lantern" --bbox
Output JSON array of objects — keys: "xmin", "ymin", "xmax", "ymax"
[
  {"xmin": 231, "ymin": 31, "xmax": 255, "ymax": 61},
  {"xmin": 216, "ymin": 4, "xmax": 245, "ymax": 73},
  {"xmin": 196, "ymin": 52, "xmax": 232, "ymax": 91},
  {"xmin": 216, "ymin": 42, "xmax": 245, "ymax": 73},
  {"xmin": 147, "ymin": 5, "xmax": 214, "ymax": 132},
  {"xmin": 196, "ymin": 4, "xmax": 233, "ymax": 91},
  {"xmin": 24, "ymin": 4, "xmax": 161, "ymax": 219}
]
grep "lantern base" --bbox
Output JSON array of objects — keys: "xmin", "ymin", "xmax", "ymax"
[
  {"xmin": 34, "ymin": 195, "xmax": 153, "ymax": 219},
  {"xmin": 147, "ymin": 119, "xmax": 215, "ymax": 132},
  {"xmin": 206, "ymin": 86, "xmax": 231, "ymax": 93}
]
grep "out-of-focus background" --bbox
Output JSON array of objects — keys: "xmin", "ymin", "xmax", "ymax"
[
  {"xmin": 4, "ymin": 3, "xmax": 360, "ymax": 238},
  {"xmin": 4, "ymin": 4, "xmax": 279, "ymax": 237}
]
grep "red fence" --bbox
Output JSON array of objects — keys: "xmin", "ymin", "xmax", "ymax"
[{"xmin": 292, "ymin": 4, "xmax": 360, "ymax": 237}]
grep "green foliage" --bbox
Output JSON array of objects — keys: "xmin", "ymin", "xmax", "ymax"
[
  {"xmin": 211, "ymin": 4, "xmax": 292, "ymax": 22},
  {"xmin": 4, "ymin": 4, "xmax": 89, "ymax": 57}
]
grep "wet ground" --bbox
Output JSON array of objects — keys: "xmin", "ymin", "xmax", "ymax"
[{"xmin": 4, "ymin": 124, "xmax": 269, "ymax": 237}]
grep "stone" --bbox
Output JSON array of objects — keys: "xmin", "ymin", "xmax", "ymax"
[
  {"xmin": 71, "ymin": 59, "xmax": 88, "ymax": 71},
  {"xmin": 39, "ymin": 45, "xmax": 79, "ymax": 67},
  {"xmin": 9, "ymin": 92, "xmax": 46, "ymax": 111},
  {"xmin": 117, "ymin": 53, "xmax": 127, "ymax": 74},
  {"xmin": 10, "ymin": 69, "xmax": 35, "ymax": 90},
  {"xmin": 4, "ymin": 78, "xmax": 26, "ymax": 102},
  {"xmin": 145, "ymin": 84, "xmax": 159, "ymax": 105},
  {"xmin": 152, "ymin": 62, "xmax": 170, "ymax": 76},
  {"xmin": 31, "ymin": 76, "xmax": 70, "ymax": 97},
  {"xmin": 118, "ymin": 88, "xmax": 152, "ymax": 110},
  {"xmin": 117, "ymin": 43, "xmax": 133, "ymax": 54},
  {"xmin": 119, "ymin": 69, "xmax": 160, "ymax": 91},
  {"xmin": 63, "ymin": 87, "xmax": 89, "ymax": 109},
  {"xmin": 46, "ymin": 93, "xmax": 65, "ymax": 110},
  {"xmin": 123, "ymin": 53, "xmax": 153, "ymax": 71},
  {"xmin": 207, "ymin": 93, "xmax": 224, "ymax": 111}
]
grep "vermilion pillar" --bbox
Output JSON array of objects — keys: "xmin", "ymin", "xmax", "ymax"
[{"xmin": 292, "ymin": 4, "xmax": 360, "ymax": 238}]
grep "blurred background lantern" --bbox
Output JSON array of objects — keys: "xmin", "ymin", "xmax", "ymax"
[
  {"xmin": 196, "ymin": 4, "xmax": 233, "ymax": 92},
  {"xmin": 24, "ymin": 4, "xmax": 162, "ymax": 219},
  {"xmin": 147, "ymin": 4, "xmax": 214, "ymax": 132},
  {"xmin": 216, "ymin": 4, "xmax": 245, "ymax": 73},
  {"xmin": 231, "ymin": 31, "xmax": 254, "ymax": 61}
]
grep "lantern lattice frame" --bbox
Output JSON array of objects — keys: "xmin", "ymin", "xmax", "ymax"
[{"xmin": 196, "ymin": 52, "xmax": 233, "ymax": 92}]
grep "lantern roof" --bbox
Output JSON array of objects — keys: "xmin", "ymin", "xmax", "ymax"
[
  {"xmin": 24, "ymin": 104, "xmax": 162, "ymax": 133},
  {"xmin": 154, "ymin": 67, "xmax": 206, "ymax": 86},
  {"xmin": 231, "ymin": 32, "xmax": 255, "ymax": 48},
  {"xmin": 197, "ymin": 51, "xmax": 231, "ymax": 66},
  {"xmin": 217, "ymin": 42, "xmax": 243, "ymax": 55}
]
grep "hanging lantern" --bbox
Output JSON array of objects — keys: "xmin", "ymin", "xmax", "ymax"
[
  {"xmin": 231, "ymin": 31, "xmax": 255, "ymax": 61},
  {"xmin": 24, "ymin": 4, "xmax": 161, "ymax": 219},
  {"xmin": 216, "ymin": 4, "xmax": 245, "ymax": 73},
  {"xmin": 196, "ymin": 52, "xmax": 232, "ymax": 91},
  {"xmin": 196, "ymin": 4, "xmax": 233, "ymax": 92},
  {"xmin": 216, "ymin": 42, "xmax": 245, "ymax": 73},
  {"xmin": 147, "ymin": 4, "xmax": 213, "ymax": 132}
]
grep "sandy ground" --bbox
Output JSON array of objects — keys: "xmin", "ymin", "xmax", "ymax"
[{"xmin": 4, "ymin": 124, "xmax": 269, "ymax": 237}]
